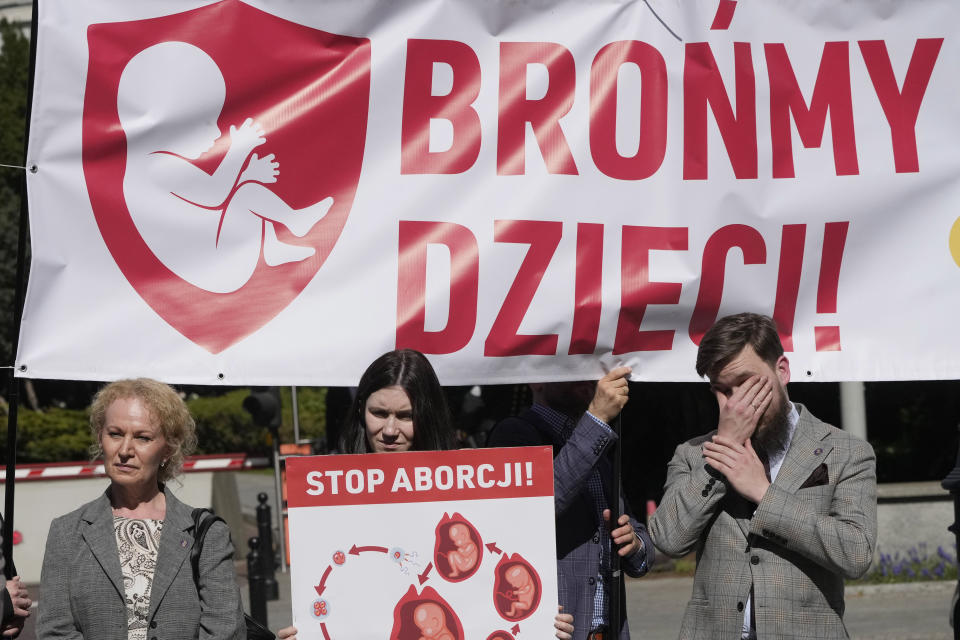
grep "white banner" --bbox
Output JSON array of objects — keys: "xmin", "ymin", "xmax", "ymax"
[{"xmin": 18, "ymin": 0, "xmax": 960, "ymax": 384}]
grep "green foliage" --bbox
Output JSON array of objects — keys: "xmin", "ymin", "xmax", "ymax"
[
  {"xmin": 0, "ymin": 185, "xmax": 21, "ymax": 367},
  {"xmin": 187, "ymin": 387, "xmax": 328, "ymax": 455},
  {"xmin": 2, "ymin": 386, "xmax": 329, "ymax": 463},
  {"xmin": 278, "ymin": 386, "xmax": 327, "ymax": 444},
  {"xmin": 0, "ymin": 19, "xmax": 29, "ymax": 181},
  {"xmin": 866, "ymin": 381, "xmax": 960, "ymax": 483},
  {"xmin": 3, "ymin": 406, "xmax": 91, "ymax": 462},
  {"xmin": 0, "ymin": 19, "xmax": 30, "ymax": 372},
  {"xmin": 647, "ymin": 552, "xmax": 697, "ymax": 577},
  {"xmin": 187, "ymin": 389, "xmax": 271, "ymax": 455}
]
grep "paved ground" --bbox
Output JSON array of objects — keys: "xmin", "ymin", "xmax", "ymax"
[
  {"xmin": 18, "ymin": 573, "xmax": 955, "ymax": 639},
  {"xmin": 16, "ymin": 472, "xmax": 958, "ymax": 638},
  {"xmin": 244, "ymin": 574, "xmax": 956, "ymax": 639},
  {"xmin": 628, "ymin": 575, "xmax": 954, "ymax": 639}
]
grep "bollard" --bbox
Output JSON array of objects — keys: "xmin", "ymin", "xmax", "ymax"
[
  {"xmin": 257, "ymin": 492, "xmax": 280, "ymax": 600},
  {"xmin": 247, "ymin": 536, "xmax": 268, "ymax": 628},
  {"xmin": 940, "ymin": 424, "xmax": 960, "ymax": 639}
]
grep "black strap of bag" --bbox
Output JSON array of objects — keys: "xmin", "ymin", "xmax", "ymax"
[{"xmin": 190, "ymin": 508, "xmax": 276, "ymax": 640}]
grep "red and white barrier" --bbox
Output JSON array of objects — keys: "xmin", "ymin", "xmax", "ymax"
[{"xmin": 0, "ymin": 453, "xmax": 269, "ymax": 482}]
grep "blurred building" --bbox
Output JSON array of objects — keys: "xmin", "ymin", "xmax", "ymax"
[{"xmin": 0, "ymin": 1, "xmax": 31, "ymax": 37}]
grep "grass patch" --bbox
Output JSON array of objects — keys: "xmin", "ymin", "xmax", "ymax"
[{"xmin": 648, "ymin": 553, "xmax": 696, "ymax": 577}]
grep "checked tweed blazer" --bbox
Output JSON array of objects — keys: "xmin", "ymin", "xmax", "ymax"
[
  {"xmin": 488, "ymin": 408, "xmax": 654, "ymax": 640},
  {"xmin": 38, "ymin": 486, "xmax": 245, "ymax": 640},
  {"xmin": 649, "ymin": 404, "xmax": 877, "ymax": 640}
]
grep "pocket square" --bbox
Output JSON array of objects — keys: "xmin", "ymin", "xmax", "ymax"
[{"xmin": 799, "ymin": 463, "xmax": 829, "ymax": 489}]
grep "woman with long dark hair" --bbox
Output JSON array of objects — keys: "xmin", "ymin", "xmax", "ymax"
[
  {"xmin": 279, "ymin": 350, "xmax": 573, "ymax": 639},
  {"xmin": 340, "ymin": 348, "xmax": 456, "ymax": 454}
]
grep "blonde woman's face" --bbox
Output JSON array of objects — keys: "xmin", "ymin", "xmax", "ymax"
[{"xmin": 100, "ymin": 397, "xmax": 169, "ymax": 490}]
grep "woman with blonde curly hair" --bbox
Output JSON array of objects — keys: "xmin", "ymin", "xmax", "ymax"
[{"xmin": 38, "ymin": 378, "xmax": 246, "ymax": 640}]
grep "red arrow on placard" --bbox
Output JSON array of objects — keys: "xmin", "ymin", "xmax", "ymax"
[
  {"xmin": 511, "ymin": 623, "xmax": 521, "ymax": 635},
  {"xmin": 418, "ymin": 562, "xmax": 433, "ymax": 585},
  {"xmin": 485, "ymin": 542, "xmax": 502, "ymax": 554},
  {"xmin": 314, "ymin": 565, "xmax": 332, "ymax": 597},
  {"xmin": 349, "ymin": 544, "xmax": 389, "ymax": 555},
  {"xmin": 320, "ymin": 622, "xmax": 331, "ymax": 640}
]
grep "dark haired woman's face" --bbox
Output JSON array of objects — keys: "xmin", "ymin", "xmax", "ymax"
[{"xmin": 364, "ymin": 385, "xmax": 415, "ymax": 452}]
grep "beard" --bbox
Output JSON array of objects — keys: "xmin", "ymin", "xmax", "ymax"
[{"xmin": 751, "ymin": 387, "xmax": 792, "ymax": 460}]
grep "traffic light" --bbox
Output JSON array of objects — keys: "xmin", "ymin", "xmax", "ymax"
[{"xmin": 243, "ymin": 387, "xmax": 282, "ymax": 432}]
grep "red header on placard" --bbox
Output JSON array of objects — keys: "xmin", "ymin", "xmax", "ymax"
[{"xmin": 286, "ymin": 446, "xmax": 554, "ymax": 507}]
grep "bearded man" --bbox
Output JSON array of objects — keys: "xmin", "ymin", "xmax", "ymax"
[{"xmin": 649, "ymin": 312, "xmax": 877, "ymax": 640}]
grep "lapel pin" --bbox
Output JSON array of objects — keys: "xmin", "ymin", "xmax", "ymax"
[
  {"xmin": 181, "ymin": 539, "xmax": 188, "ymax": 548},
  {"xmin": 813, "ymin": 447, "xmax": 823, "ymax": 456}
]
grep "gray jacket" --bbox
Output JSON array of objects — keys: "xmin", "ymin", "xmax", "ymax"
[
  {"xmin": 649, "ymin": 404, "xmax": 877, "ymax": 639},
  {"xmin": 38, "ymin": 486, "xmax": 245, "ymax": 640}
]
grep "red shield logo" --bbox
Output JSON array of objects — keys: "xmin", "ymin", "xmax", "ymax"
[{"xmin": 83, "ymin": 0, "xmax": 370, "ymax": 353}]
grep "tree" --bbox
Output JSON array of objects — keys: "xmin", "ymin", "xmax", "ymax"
[{"xmin": 0, "ymin": 18, "xmax": 30, "ymax": 396}]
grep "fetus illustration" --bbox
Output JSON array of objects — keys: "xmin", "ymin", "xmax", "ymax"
[
  {"xmin": 433, "ymin": 513, "xmax": 482, "ymax": 582},
  {"xmin": 485, "ymin": 633, "xmax": 514, "ymax": 640},
  {"xmin": 413, "ymin": 602, "xmax": 456, "ymax": 640},
  {"xmin": 390, "ymin": 585, "xmax": 463, "ymax": 640},
  {"xmin": 492, "ymin": 554, "xmax": 541, "ymax": 622},
  {"xmin": 117, "ymin": 41, "xmax": 333, "ymax": 294}
]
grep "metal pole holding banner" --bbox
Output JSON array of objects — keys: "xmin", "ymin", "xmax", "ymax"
[
  {"xmin": 291, "ymin": 385, "xmax": 301, "ymax": 443},
  {"xmin": 271, "ymin": 437, "xmax": 287, "ymax": 573},
  {"xmin": 0, "ymin": 513, "xmax": 16, "ymax": 580},
  {"xmin": 840, "ymin": 381, "xmax": 868, "ymax": 440},
  {"xmin": 3, "ymin": 0, "xmax": 40, "ymax": 577},
  {"xmin": 608, "ymin": 411, "xmax": 623, "ymax": 637}
]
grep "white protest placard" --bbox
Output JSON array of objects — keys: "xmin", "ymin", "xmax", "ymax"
[
  {"xmin": 285, "ymin": 447, "xmax": 558, "ymax": 639},
  {"xmin": 19, "ymin": 0, "xmax": 960, "ymax": 383}
]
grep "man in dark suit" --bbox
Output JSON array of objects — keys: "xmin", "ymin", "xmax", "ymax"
[
  {"xmin": 649, "ymin": 312, "xmax": 877, "ymax": 639},
  {"xmin": 487, "ymin": 367, "xmax": 654, "ymax": 640}
]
